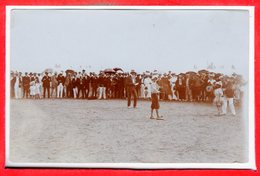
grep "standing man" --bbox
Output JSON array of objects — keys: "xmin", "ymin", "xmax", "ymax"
[
  {"xmin": 126, "ymin": 70, "xmax": 138, "ymax": 108},
  {"xmin": 22, "ymin": 72, "xmax": 30, "ymax": 99},
  {"xmin": 98, "ymin": 72, "xmax": 106, "ymax": 100},
  {"xmin": 57, "ymin": 73, "xmax": 65, "ymax": 98},
  {"xmin": 42, "ymin": 72, "xmax": 51, "ymax": 98},
  {"xmin": 221, "ymin": 79, "xmax": 236, "ymax": 116},
  {"xmin": 77, "ymin": 75, "xmax": 85, "ymax": 99}
]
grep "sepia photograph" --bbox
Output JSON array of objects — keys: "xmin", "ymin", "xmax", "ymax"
[{"xmin": 5, "ymin": 6, "xmax": 255, "ymax": 169}]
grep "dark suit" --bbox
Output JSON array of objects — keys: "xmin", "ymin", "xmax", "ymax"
[
  {"xmin": 42, "ymin": 75, "xmax": 51, "ymax": 98},
  {"xmin": 22, "ymin": 76, "xmax": 30, "ymax": 98},
  {"xmin": 77, "ymin": 77, "xmax": 86, "ymax": 99},
  {"xmin": 126, "ymin": 76, "xmax": 138, "ymax": 108},
  {"xmin": 176, "ymin": 77, "xmax": 186, "ymax": 100}
]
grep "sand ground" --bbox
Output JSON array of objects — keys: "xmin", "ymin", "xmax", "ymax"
[{"xmin": 9, "ymin": 99, "xmax": 248, "ymax": 163}]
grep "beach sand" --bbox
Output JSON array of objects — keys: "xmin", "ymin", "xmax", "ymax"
[{"xmin": 9, "ymin": 99, "xmax": 248, "ymax": 163}]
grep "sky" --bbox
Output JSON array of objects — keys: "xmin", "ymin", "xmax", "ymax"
[{"xmin": 10, "ymin": 9, "xmax": 249, "ymax": 79}]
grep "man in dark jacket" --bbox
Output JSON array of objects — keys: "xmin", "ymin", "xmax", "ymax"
[
  {"xmin": 22, "ymin": 72, "xmax": 30, "ymax": 98},
  {"xmin": 126, "ymin": 70, "xmax": 138, "ymax": 108},
  {"xmin": 57, "ymin": 73, "xmax": 65, "ymax": 98},
  {"xmin": 42, "ymin": 72, "xmax": 51, "ymax": 98}
]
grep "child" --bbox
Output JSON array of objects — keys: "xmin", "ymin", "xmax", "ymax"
[
  {"xmin": 150, "ymin": 76, "xmax": 163, "ymax": 120},
  {"xmin": 35, "ymin": 78, "xmax": 41, "ymax": 99},
  {"xmin": 30, "ymin": 80, "xmax": 36, "ymax": 99},
  {"xmin": 213, "ymin": 82, "xmax": 223, "ymax": 116}
]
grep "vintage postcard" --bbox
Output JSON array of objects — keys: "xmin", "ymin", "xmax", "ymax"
[{"xmin": 5, "ymin": 6, "xmax": 255, "ymax": 169}]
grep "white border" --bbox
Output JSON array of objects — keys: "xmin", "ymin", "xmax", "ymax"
[{"xmin": 5, "ymin": 6, "xmax": 256, "ymax": 169}]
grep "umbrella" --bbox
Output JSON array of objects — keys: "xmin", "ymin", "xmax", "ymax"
[
  {"xmin": 116, "ymin": 70, "xmax": 124, "ymax": 74},
  {"xmin": 198, "ymin": 69, "xmax": 209, "ymax": 74},
  {"xmin": 113, "ymin": 67, "xmax": 123, "ymax": 72},
  {"xmin": 104, "ymin": 68, "xmax": 116, "ymax": 74},
  {"xmin": 42, "ymin": 68, "xmax": 53, "ymax": 74},
  {"xmin": 65, "ymin": 69, "xmax": 75, "ymax": 75},
  {"xmin": 186, "ymin": 71, "xmax": 196, "ymax": 75}
]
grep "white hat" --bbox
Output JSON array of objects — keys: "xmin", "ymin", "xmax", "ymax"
[{"xmin": 152, "ymin": 75, "xmax": 158, "ymax": 80}]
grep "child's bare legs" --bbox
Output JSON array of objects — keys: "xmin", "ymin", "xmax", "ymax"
[
  {"xmin": 156, "ymin": 109, "xmax": 164, "ymax": 120},
  {"xmin": 150, "ymin": 109, "xmax": 164, "ymax": 120},
  {"xmin": 150, "ymin": 109, "xmax": 155, "ymax": 119},
  {"xmin": 216, "ymin": 105, "xmax": 221, "ymax": 116}
]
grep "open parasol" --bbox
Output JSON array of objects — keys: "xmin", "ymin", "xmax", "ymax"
[
  {"xmin": 65, "ymin": 69, "xmax": 75, "ymax": 75},
  {"xmin": 104, "ymin": 68, "xmax": 116, "ymax": 74},
  {"xmin": 113, "ymin": 67, "xmax": 123, "ymax": 72},
  {"xmin": 198, "ymin": 69, "xmax": 209, "ymax": 74},
  {"xmin": 186, "ymin": 71, "xmax": 196, "ymax": 75}
]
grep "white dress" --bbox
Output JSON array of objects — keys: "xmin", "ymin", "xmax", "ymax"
[
  {"xmin": 143, "ymin": 77, "xmax": 152, "ymax": 98},
  {"xmin": 170, "ymin": 76, "xmax": 178, "ymax": 100},
  {"xmin": 30, "ymin": 81, "xmax": 36, "ymax": 96},
  {"xmin": 35, "ymin": 83, "xmax": 41, "ymax": 95}
]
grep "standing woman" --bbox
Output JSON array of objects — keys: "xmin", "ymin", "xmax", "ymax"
[
  {"xmin": 169, "ymin": 73, "xmax": 178, "ymax": 101},
  {"xmin": 13, "ymin": 72, "xmax": 22, "ymax": 99},
  {"xmin": 149, "ymin": 76, "xmax": 163, "ymax": 120}
]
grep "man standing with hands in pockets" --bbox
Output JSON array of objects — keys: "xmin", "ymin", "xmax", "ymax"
[{"xmin": 126, "ymin": 70, "xmax": 139, "ymax": 108}]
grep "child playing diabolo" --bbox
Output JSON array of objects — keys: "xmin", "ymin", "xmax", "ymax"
[{"xmin": 150, "ymin": 75, "xmax": 164, "ymax": 120}]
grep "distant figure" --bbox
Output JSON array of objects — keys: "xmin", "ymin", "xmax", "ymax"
[
  {"xmin": 213, "ymin": 82, "xmax": 224, "ymax": 116},
  {"xmin": 126, "ymin": 70, "xmax": 138, "ymax": 108},
  {"xmin": 222, "ymin": 81, "xmax": 236, "ymax": 116},
  {"xmin": 150, "ymin": 76, "xmax": 163, "ymax": 120}
]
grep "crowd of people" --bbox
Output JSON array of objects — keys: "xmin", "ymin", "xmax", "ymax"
[{"xmin": 10, "ymin": 68, "xmax": 245, "ymax": 116}]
